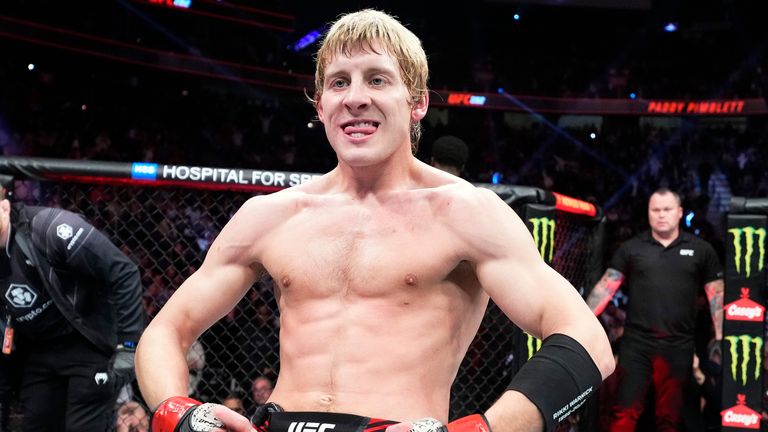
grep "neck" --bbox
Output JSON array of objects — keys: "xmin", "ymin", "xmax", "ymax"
[
  {"xmin": 652, "ymin": 227, "xmax": 679, "ymax": 246},
  {"xmin": 335, "ymin": 150, "xmax": 419, "ymax": 197}
]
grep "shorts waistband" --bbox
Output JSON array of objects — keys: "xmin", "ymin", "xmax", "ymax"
[{"xmin": 269, "ymin": 412, "xmax": 398, "ymax": 432}]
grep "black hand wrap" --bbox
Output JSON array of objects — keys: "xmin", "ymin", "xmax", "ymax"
[
  {"xmin": 507, "ymin": 333, "xmax": 602, "ymax": 432},
  {"xmin": 251, "ymin": 402, "xmax": 284, "ymax": 432}
]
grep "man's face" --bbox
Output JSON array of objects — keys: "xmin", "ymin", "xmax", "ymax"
[
  {"xmin": 316, "ymin": 43, "xmax": 427, "ymax": 168},
  {"xmin": 222, "ymin": 398, "xmax": 245, "ymax": 415},
  {"xmin": 648, "ymin": 192, "xmax": 683, "ymax": 236},
  {"xmin": 252, "ymin": 379, "xmax": 273, "ymax": 405}
]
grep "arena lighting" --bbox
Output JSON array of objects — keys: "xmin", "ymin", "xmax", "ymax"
[
  {"xmin": 664, "ymin": 22, "xmax": 678, "ymax": 32},
  {"xmin": 685, "ymin": 211, "xmax": 694, "ymax": 227},
  {"xmin": 629, "ymin": 92, "xmax": 637, "ymax": 99},
  {"xmin": 293, "ymin": 29, "xmax": 322, "ymax": 52},
  {"xmin": 492, "ymin": 172, "xmax": 503, "ymax": 185},
  {"xmin": 589, "ymin": 132, "xmax": 597, "ymax": 140},
  {"xmin": 513, "ymin": 14, "xmax": 520, "ymax": 21},
  {"xmin": 27, "ymin": 63, "xmax": 34, "ymax": 71}
]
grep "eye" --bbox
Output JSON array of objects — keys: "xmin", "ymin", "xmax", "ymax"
[
  {"xmin": 370, "ymin": 77, "xmax": 386, "ymax": 86},
  {"xmin": 330, "ymin": 78, "xmax": 348, "ymax": 88}
]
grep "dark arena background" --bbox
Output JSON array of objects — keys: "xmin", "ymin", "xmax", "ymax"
[{"xmin": 1, "ymin": 0, "xmax": 768, "ymax": 431}]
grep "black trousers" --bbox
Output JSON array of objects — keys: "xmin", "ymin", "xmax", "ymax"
[
  {"xmin": 609, "ymin": 334, "xmax": 694, "ymax": 432},
  {"xmin": 17, "ymin": 333, "xmax": 116, "ymax": 432}
]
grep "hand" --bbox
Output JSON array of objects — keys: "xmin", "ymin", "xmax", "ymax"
[
  {"xmin": 152, "ymin": 397, "xmax": 256, "ymax": 432},
  {"xmin": 707, "ymin": 338, "xmax": 722, "ymax": 366},
  {"xmin": 210, "ymin": 404, "xmax": 256, "ymax": 432},
  {"xmin": 385, "ymin": 415, "xmax": 490, "ymax": 432},
  {"xmin": 111, "ymin": 346, "xmax": 136, "ymax": 388}
]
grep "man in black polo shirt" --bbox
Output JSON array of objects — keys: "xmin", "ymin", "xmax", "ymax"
[{"xmin": 586, "ymin": 188, "xmax": 723, "ymax": 431}]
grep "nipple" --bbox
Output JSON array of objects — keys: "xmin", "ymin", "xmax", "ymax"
[
  {"xmin": 281, "ymin": 276, "xmax": 291, "ymax": 288},
  {"xmin": 404, "ymin": 273, "xmax": 418, "ymax": 286}
]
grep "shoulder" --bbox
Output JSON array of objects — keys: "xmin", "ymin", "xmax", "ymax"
[
  {"xmin": 426, "ymin": 183, "xmax": 529, "ymax": 259},
  {"xmin": 231, "ymin": 188, "xmax": 309, "ymax": 228},
  {"xmin": 680, "ymin": 231, "xmax": 716, "ymax": 251},
  {"xmin": 426, "ymin": 182, "xmax": 511, "ymax": 222},
  {"xmin": 621, "ymin": 231, "xmax": 649, "ymax": 249}
]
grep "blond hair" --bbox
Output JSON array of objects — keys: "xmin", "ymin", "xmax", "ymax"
[{"xmin": 314, "ymin": 9, "xmax": 429, "ymax": 151}]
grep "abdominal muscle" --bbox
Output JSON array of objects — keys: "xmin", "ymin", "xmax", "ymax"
[{"xmin": 268, "ymin": 287, "xmax": 483, "ymax": 423}]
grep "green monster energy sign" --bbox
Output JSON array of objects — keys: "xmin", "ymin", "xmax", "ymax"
[
  {"xmin": 725, "ymin": 335, "xmax": 763, "ymax": 386},
  {"xmin": 526, "ymin": 333, "xmax": 542, "ymax": 360},
  {"xmin": 529, "ymin": 217, "xmax": 556, "ymax": 263},
  {"xmin": 728, "ymin": 226, "xmax": 766, "ymax": 278}
]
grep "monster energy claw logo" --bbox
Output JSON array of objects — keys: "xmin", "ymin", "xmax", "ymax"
[
  {"xmin": 725, "ymin": 335, "xmax": 763, "ymax": 386},
  {"xmin": 529, "ymin": 217, "xmax": 555, "ymax": 263},
  {"xmin": 525, "ymin": 333, "xmax": 542, "ymax": 360},
  {"xmin": 729, "ymin": 226, "xmax": 766, "ymax": 278}
]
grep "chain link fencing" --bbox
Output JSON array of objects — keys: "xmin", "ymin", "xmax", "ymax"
[{"xmin": 6, "ymin": 179, "xmax": 602, "ymax": 431}]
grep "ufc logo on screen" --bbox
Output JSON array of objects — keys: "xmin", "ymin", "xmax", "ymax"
[{"xmin": 288, "ymin": 422, "xmax": 336, "ymax": 432}]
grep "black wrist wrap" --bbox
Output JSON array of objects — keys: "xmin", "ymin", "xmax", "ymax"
[{"xmin": 506, "ymin": 333, "xmax": 602, "ymax": 432}]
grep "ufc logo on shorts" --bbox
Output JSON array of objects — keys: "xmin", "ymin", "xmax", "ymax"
[{"xmin": 288, "ymin": 422, "xmax": 336, "ymax": 432}]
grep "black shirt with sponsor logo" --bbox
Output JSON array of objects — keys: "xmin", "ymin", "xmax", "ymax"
[
  {"xmin": 0, "ymin": 204, "xmax": 145, "ymax": 354},
  {"xmin": 0, "ymin": 230, "xmax": 73, "ymax": 340},
  {"xmin": 609, "ymin": 230, "xmax": 722, "ymax": 346}
]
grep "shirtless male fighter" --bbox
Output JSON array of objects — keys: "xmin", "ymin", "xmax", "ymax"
[{"xmin": 136, "ymin": 9, "xmax": 614, "ymax": 432}]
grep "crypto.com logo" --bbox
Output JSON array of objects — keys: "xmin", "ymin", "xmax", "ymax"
[
  {"xmin": 529, "ymin": 217, "xmax": 555, "ymax": 263},
  {"xmin": 725, "ymin": 335, "xmax": 763, "ymax": 386},
  {"xmin": 728, "ymin": 226, "xmax": 765, "ymax": 278}
]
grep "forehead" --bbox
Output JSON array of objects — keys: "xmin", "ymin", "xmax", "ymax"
[
  {"xmin": 324, "ymin": 43, "xmax": 401, "ymax": 77},
  {"xmin": 649, "ymin": 193, "xmax": 678, "ymax": 208}
]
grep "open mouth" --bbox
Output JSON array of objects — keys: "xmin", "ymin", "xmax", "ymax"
[{"xmin": 341, "ymin": 120, "xmax": 380, "ymax": 138}]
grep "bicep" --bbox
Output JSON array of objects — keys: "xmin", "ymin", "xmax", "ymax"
[
  {"xmin": 466, "ymin": 195, "xmax": 594, "ymax": 338},
  {"xmin": 150, "ymin": 207, "xmax": 265, "ymax": 344},
  {"xmin": 704, "ymin": 279, "xmax": 724, "ymax": 300}
]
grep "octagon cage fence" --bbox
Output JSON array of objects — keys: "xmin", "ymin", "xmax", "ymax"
[{"xmin": 0, "ymin": 157, "xmax": 605, "ymax": 432}]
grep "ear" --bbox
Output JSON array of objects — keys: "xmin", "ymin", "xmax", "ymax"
[
  {"xmin": 411, "ymin": 91, "xmax": 429, "ymax": 122},
  {"xmin": 0, "ymin": 199, "xmax": 9, "ymax": 214},
  {"xmin": 316, "ymin": 98, "xmax": 325, "ymax": 124}
]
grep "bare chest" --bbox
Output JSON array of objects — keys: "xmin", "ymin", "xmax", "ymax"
[{"xmin": 261, "ymin": 204, "xmax": 458, "ymax": 298}]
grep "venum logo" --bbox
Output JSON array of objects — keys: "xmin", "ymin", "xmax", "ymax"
[
  {"xmin": 94, "ymin": 372, "xmax": 109, "ymax": 385},
  {"xmin": 721, "ymin": 394, "xmax": 760, "ymax": 429},
  {"xmin": 728, "ymin": 226, "xmax": 765, "ymax": 278},
  {"xmin": 529, "ymin": 217, "xmax": 555, "ymax": 263},
  {"xmin": 56, "ymin": 223, "xmax": 73, "ymax": 240},
  {"xmin": 5, "ymin": 284, "xmax": 36, "ymax": 308},
  {"xmin": 287, "ymin": 422, "xmax": 336, "ymax": 432},
  {"xmin": 725, "ymin": 335, "xmax": 763, "ymax": 386},
  {"xmin": 525, "ymin": 332, "xmax": 542, "ymax": 360}
]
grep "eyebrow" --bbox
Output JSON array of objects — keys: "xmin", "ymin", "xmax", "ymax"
[{"xmin": 325, "ymin": 65, "xmax": 398, "ymax": 80}]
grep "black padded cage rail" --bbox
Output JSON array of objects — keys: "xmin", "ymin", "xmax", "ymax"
[{"xmin": 0, "ymin": 157, "xmax": 605, "ymax": 432}]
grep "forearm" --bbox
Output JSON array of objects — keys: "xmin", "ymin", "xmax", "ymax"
[
  {"xmin": 135, "ymin": 324, "xmax": 191, "ymax": 409},
  {"xmin": 585, "ymin": 269, "xmax": 623, "ymax": 316},
  {"xmin": 705, "ymin": 279, "xmax": 724, "ymax": 340},
  {"xmin": 485, "ymin": 391, "xmax": 543, "ymax": 432}
]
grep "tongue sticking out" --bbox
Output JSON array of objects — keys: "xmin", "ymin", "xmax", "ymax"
[{"xmin": 343, "ymin": 125, "xmax": 378, "ymax": 135}]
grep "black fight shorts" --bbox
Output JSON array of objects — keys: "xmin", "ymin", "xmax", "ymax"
[{"xmin": 269, "ymin": 412, "xmax": 398, "ymax": 432}]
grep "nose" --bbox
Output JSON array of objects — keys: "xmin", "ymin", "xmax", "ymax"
[{"xmin": 344, "ymin": 81, "xmax": 370, "ymax": 112}]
